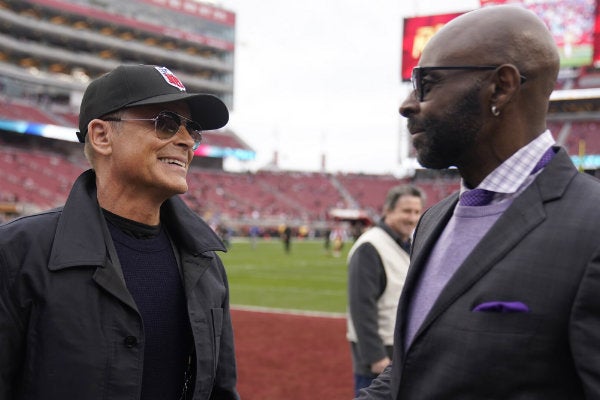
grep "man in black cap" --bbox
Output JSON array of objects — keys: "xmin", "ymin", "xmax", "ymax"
[{"xmin": 0, "ymin": 65, "xmax": 239, "ymax": 400}]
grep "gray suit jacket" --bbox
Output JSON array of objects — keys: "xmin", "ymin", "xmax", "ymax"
[{"xmin": 357, "ymin": 148, "xmax": 600, "ymax": 399}]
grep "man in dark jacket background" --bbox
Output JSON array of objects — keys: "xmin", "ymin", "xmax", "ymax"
[{"xmin": 0, "ymin": 64, "xmax": 240, "ymax": 399}]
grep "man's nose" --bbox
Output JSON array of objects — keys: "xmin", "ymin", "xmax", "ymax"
[{"xmin": 399, "ymin": 92, "xmax": 419, "ymax": 118}]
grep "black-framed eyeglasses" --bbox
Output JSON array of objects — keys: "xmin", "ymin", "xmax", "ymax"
[
  {"xmin": 103, "ymin": 110, "xmax": 203, "ymax": 150},
  {"xmin": 411, "ymin": 65, "xmax": 527, "ymax": 102}
]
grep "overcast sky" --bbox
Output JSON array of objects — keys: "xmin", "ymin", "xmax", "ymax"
[{"xmin": 217, "ymin": 0, "xmax": 479, "ymax": 175}]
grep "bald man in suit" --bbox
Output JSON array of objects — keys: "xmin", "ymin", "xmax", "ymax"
[{"xmin": 356, "ymin": 5, "xmax": 600, "ymax": 400}]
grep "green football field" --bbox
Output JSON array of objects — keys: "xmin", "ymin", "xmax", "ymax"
[{"xmin": 220, "ymin": 239, "xmax": 350, "ymax": 314}]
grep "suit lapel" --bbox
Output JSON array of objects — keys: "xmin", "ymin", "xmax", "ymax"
[
  {"xmin": 183, "ymin": 254, "xmax": 212, "ymax": 295},
  {"xmin": 396, "ymin": 193, "xmax": 458, "ymax": 355},
  {"xmin": 93, "ymin": 258, "xmax": 138, "ymax": 311}
]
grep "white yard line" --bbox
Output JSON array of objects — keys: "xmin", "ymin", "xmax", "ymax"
[{"xmin": 231, "ymin": 304, "xmax": 346, "ymax": 319}]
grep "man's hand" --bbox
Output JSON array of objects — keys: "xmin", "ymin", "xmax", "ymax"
[{"xmin": 370, "ymin": 357, "xmax": 391, "ymax": 374}]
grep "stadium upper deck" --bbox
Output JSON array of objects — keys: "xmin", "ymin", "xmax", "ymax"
[
  {"xmin": 0, "ymin": 0, "xmax": 256, "ymax": 169},
  {"xmin": 0, "ymin": 0, "xmax": 234, "ymax": 106}
]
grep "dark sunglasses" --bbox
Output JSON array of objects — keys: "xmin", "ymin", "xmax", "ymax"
[
  {"xmin": 411, "ymin": 65, "xmax": 527, "ymax": 102},
  {"xmin": 103, "ymin": 110, "xmax": 203, "ymax": 150}
]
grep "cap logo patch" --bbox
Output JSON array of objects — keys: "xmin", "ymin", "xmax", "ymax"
[{"xmin": 155, "ymin": 66, "xmax": 186, "ymax": 91}]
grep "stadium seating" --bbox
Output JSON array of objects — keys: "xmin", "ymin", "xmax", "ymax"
[
  {"xmin": 336, "ymin": 173, "xmax": 410, "ymax": 214},
  {"xmin": 0, "ymin": 145, "xmax": 85, "ymax": 210},
  {"xmin": 548, "ymin": 120, "xmax": 600, "ymax": 155},
  {"xmin": 53, "ymin": 110, "xmax": 80, "ymax": 127},
  {"xmin": 0, "ymin": 99, "xmax": 64, "ymax": 125},
  {"xmin": 0, "ymin": 137, "xmax": 462, "ymax": 227},
  {"xmin": 564, "ymin": 122, "xmax": 600, "ymax": 155},
  {"xmin": 184, "ymin": 169, "xmax": 346, "ymax": 223}
]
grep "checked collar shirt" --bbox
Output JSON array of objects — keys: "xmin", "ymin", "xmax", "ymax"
[{"xmin": 459, "ymin": 130, "xmax": 556, "ymax": 205}]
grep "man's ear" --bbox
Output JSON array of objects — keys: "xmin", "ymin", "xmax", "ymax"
[
  {"xmin": 87, "ymin": 119, "xmax": 113, "ymax": 156},
  {"xmin": 490, "ymin": 64, "xmax": 522, "ymax": 110}
]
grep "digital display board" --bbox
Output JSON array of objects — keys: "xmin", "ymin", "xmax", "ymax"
[
  {"xmin": 402, "ymin": 0, "xmax": 600, "ymax": 81},
  {"xmin": 401, "ymin": 12, "xmax": 465, "ymax": 81},
  {"xmin": 481, "ymin": 0, "xmax": 597, "ymax": 67}
]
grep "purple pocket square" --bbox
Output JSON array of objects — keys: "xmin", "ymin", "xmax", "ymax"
[{"xmin": 472, "ymin": 301, "xmax": 530, "ymax": 313}]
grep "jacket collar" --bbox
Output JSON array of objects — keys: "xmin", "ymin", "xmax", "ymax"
[{"xmin": 48, "ymin": 169, "xmax": 226, "ymax": 271}]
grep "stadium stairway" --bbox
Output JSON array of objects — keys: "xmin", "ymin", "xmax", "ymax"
[{"xmin": 328, "ymin": 174, "xmax": 359, "ymax": 209}]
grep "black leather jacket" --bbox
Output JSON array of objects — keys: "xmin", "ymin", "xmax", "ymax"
[{"xmin": 0, "ymin": 170, "xmax": 239, "ymax": 400}]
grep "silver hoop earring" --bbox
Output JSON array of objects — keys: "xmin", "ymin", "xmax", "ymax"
[{"xmin": 491, "ymin": 105, "xmax": 500, "ymax": 116}]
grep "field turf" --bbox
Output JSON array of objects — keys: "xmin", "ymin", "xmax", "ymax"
[
  {"xmin": 220, "ymin": 238, "xmax": 350, "ymax": 314},
  {"xmin": 222, "ymin": 239, "xmax": 354, "ymax": 399}
]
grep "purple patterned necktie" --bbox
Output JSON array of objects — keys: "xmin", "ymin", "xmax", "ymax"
[
  {"xmin": 459, "ymin": 188, "xmax": 495, "ymax": 206},
  {"xmin": 459, "ymin": 147, "xmax": 555, "ymax": 207}
]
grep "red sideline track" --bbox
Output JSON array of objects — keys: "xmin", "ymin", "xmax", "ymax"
[{"xmin": 232, "ymin": 307, "xmax": 354, "ymax": 400}]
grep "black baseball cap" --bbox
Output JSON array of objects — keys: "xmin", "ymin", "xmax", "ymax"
[{"xmin": 76, "ymin": 64, "xmax": 229, "ymax": 142}]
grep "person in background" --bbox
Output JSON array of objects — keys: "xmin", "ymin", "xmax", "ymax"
[
  {"xmin": 347, "ymin": 185, "xmax": 424, "ymax": 396},
  {"xmin": 282, "ymin": 224, "xmax": 292, "ymax": 254},
  {"xmin": 330, "ymin": 224, "xmax": 348, "ymax": 257},
  {"xmin": 249, "ymin": 225, "xmax": 260, "ymax": 249},
  {"xmin": 218, "ymin": 223, "xmax": 232, "ymax": 250},
  {"xmin": 0, "ymin": 64, "xmax": 239, "ymax": 400},
  {"xmin": 323, "ymin": 225, "xmax": 332, "ymax": 253},
  {"xmin": 356, "ymin": 5, "xmax": 600, "ymax": 399}
]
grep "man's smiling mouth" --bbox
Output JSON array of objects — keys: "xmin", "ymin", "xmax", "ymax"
[{"xmin": 159, "ymin": 158, "xmax": 186, "ymax": 168}]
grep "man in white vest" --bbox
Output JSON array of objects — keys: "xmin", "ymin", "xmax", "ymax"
[{"xmin": 347, "ymin": 185, "xmax": 425, "ymax": 396}]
